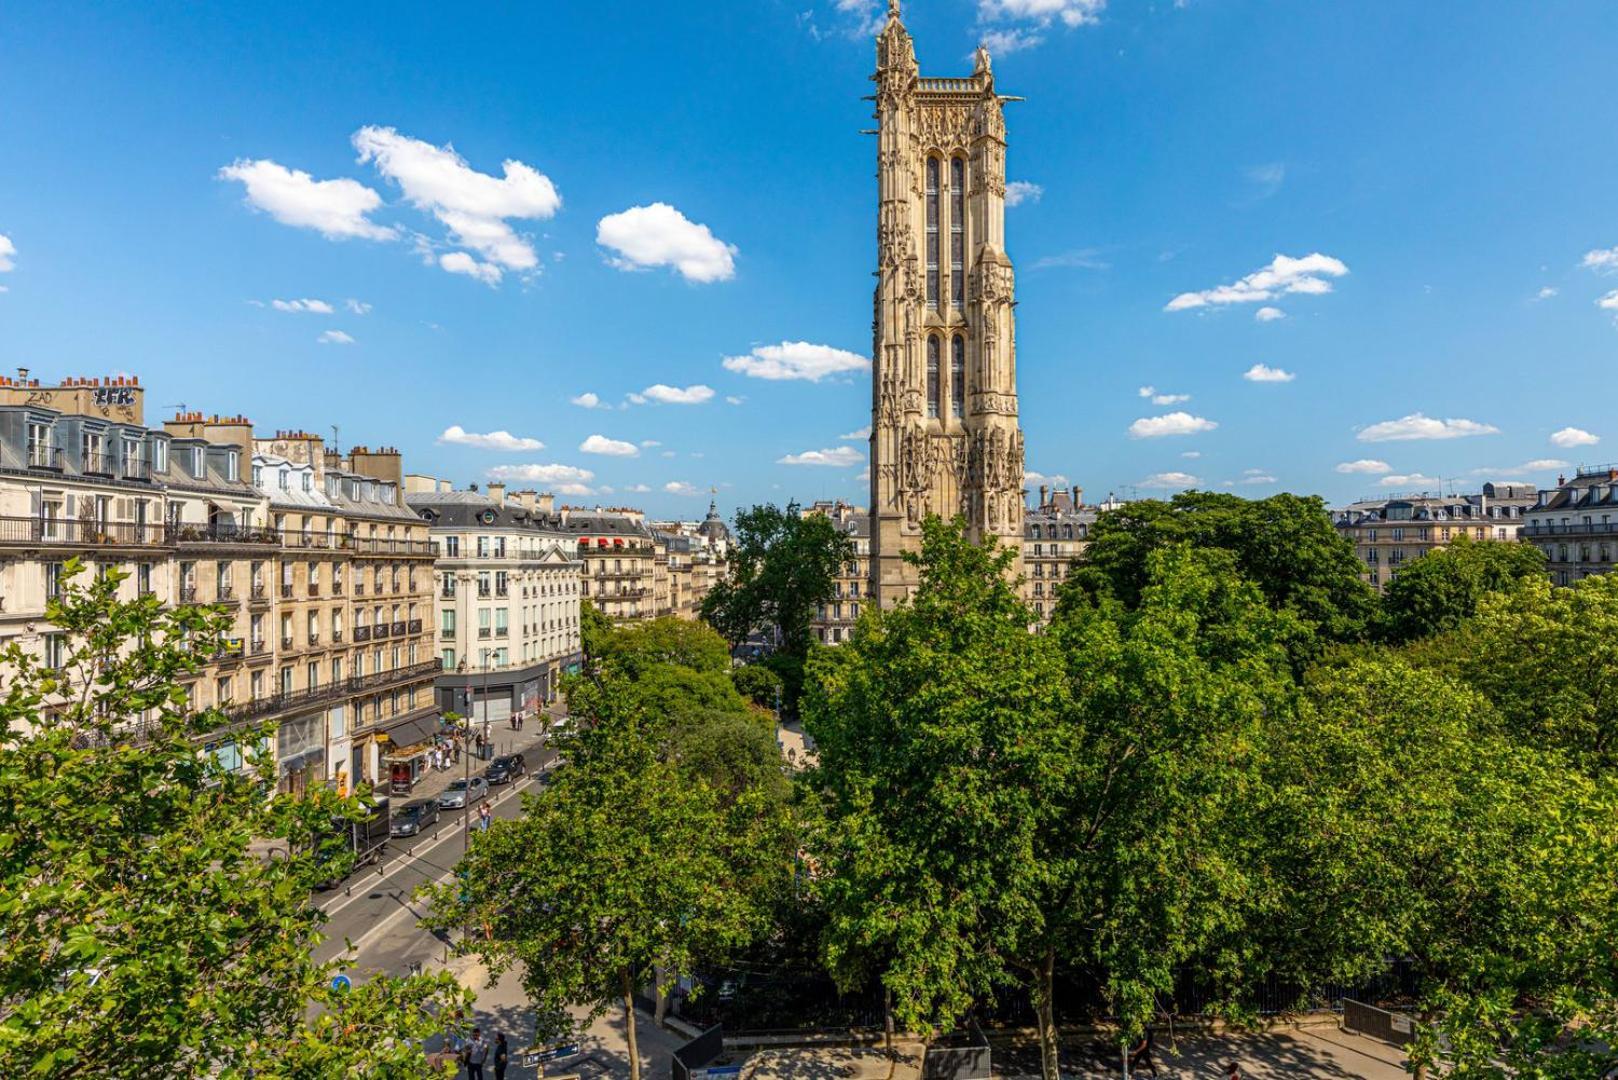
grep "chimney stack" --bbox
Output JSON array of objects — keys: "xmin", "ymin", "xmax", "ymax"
[
  {"xmin": 487, "ymin": 482, "xmax": 506, "ymax": 507},
  {"xmin": 1072, "ymin": 485, "xmax": 1082, "ymax": 507},
  {"xmin": 537, "ymin": 493, "xmax": 555, "ymax": 514},
  {"xmin": 1039, "ymin": 485, "xmax": 1048, "ymax": 507},
  {"xmin": 513, "ymin": 489, "xmax": 537, "ymax": 512}
]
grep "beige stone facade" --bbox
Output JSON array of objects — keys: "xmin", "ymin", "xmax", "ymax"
[
  {"xmin": 802, "ymin": 500, "xmax": 870, "ymax": 644},
  {"xmin": 1523, "ymin": 466, "xmax": 1618, "ymax": 585},
  {"xmin": 1021, "ymin": 485, "xmax": 1097, "ymax": 623},
  {"xmin": 405, "ymin": 478, "xmax": 583, "ymax": 730},
  {"xmin": 1333, "ymin": 483, "xmax": 1535, "ymax": 592},
  {"xmin": 0, "ymin": 372, "xmax": 440, "ymax": 797},
  {"xmin": 868, "ymin": 8, "xmax": 1025, "ymax": 609},
  {"xmin": 560, "ymin": 507, "xmax": 657, "ymax": 621}
]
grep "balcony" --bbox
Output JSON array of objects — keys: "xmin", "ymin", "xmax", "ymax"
[
  {"xmin": 179, "ymin": 584, "xmax": 199, "ymax": 603},
  {"xmin": 442, "ymin": 628, "xmax": 456, "ymax": 641},
  {"xmin": 373, "ymin": 623, "xmax": 390, "ymax": 640},
  {"xmin": 1522, "ymin": 522, "xmax": 1618, "ymax": 537},
  {"xmin": 280, "ymin": 584, "xmax": 294, "ymax": 599},
  {"xmin": 250, "ymin": 583, "xmax": 268, "ymax": 603},
  {"xmin": 353, "ymin": 625, "xmax": 373, "ymax": 643},
  {"xmin": 332, "ymin": 581, "xmax": 344, "ymax": 596},
  {"xmin": 307, "ymin": 633, "xmax": 321, "ymax": 647},
  {"xmin": 308, "ymin": 584, "xmax": 321, "ymax": 597},
  {"xmin": 281, "ymin": 636, "xmax": 294, "ymax": 650},
  {"xmin": 169, "ymin": 522, "xmax": 281, "ymax": 548},
  {"xmin": 408, "ymin": 618, "xmax": 422, "ymax": 634},
  {"xmin": 224, "ymin": 659, "xmax": 442, "ymax": 724},
  {"xmin": 478, "ymin": 628, "xmax": 491, "ymax": 639},
  {"xmin": 440, "ymin": 588, "xmax": 457, "ymax": 600},
  {"xmin": 355, "ymin": 583, "xmax": 366, "ymax": 597},
  {"xmin": 0, "ymin": 515, "xmax": 171, "ymax": 550},
  {"xmin": 494, "ymin": 627, "xmax": 508, "ymax": 638},
  {"xmin": 351, "ymin": 536, "xmax": 438, "ymax": 559},
  {"xmin": 391, "ymin": 621, "xmax": 407, "ymax": 637},
  {"xmin": 216, "ymin": 586, "xmax": 236, "ymax": 603},
  {"xmin": 121, "ymin": 457, "xmax": 150, "ymax": 481},
  {"xmin": 331, "ymin": 630, "xmax": 344, "ymax": 644},
  {"xmin": 25, "ymin": 445, "xmax": 61, "ymax": 470},
  {"xmin": 80, "ymin": 450, "xmax": 113, "ymax": 477}
]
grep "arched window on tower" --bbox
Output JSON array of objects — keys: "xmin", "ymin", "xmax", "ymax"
[
  {"xmin": 951, "ymin": 335, "xmax": 965, "ymax": 418},
  {"xmin": 950, "ymin": 158, "xmax": 965, "ymax": 307},
  {"xmin": 925, "ymin": 158, "xmax": 940, "ymax": 309},
  {"xmin": 926, "ymin": 336, "xmax": 941, "ymax": 419}
]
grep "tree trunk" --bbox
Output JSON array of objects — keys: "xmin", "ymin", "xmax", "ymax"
[
  {"xmin": 653, "ymin": 963, "xmax": 670, "ymax": 1027},
  {"xmin": 884, "ymin": 986, "xmax": 894, "ymax": 1050},
  {"xmin": 1032, "ymin": 947, "xmax": 1060, "ymax": 1080},
  {"xmin": 622, "ymin": 968, "xmax": 641, "ymax": 1080}
]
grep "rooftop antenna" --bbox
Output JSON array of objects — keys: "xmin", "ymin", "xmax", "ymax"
[
  {"xmin": 163, "ymin": 402, "xmax": 187, "ymax": 416},
  {"xmin": 331, "ymin": 424, "xmax": 340, "ymax": 454}
]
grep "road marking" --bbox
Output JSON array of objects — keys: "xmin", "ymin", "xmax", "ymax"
[{"xmin": 317, "ymin": 762, "xmax": 547, "ymax": 920}]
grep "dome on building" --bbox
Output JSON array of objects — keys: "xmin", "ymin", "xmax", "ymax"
[{"xmin": 697, "ymin": 499, "xmax": 729, "ymax": 543}]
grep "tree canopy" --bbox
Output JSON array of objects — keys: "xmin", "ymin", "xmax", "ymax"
[
  {"xmin": 700, "ymin": 503, "xmax": 853, "ymax": 715},
  {"xmin": 1061, "ymin": 492, "xmax": 1376, "ymax": 652},
  {"xmin": 1380, "ymin": 534, "xmax": 1547, "ymax": 642},
  {"xmin": 0, "ymin": 562, "xmax": 466, "ymax": 1078}
]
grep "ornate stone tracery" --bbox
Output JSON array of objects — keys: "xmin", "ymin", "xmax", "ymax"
[{"xmin": 869, "ymin": 4, "xmax": 1024, "ymax": 606}]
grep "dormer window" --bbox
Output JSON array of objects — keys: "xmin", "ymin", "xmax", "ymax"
[
  {"xmin": 191, "ymin": 446, "xmax": 204, "ymax": 476},
  {"xmin": 151, "ymin": 438, "xmax": 168, "ymax": 474},
  {"xmin": 225, "ymin": 450, "xmax": 239, "ymax": 482},
  {"xmin": 302, "ymin": 472, "xmax": 312, "ymax": 493},
  {"xmin": 279, "ymin": 470, "xmax": 290, "ymax": 491}
]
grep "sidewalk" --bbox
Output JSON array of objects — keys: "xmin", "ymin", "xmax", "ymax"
[{"xmin": 392, "ymin": 702, "xmax": 566, "ymax": 807}]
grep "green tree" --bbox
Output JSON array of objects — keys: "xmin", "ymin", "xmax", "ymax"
[
  {"xmin": 424, "ymin": 684, "xmax": 786, "ymax": 1080},
  {"xmin": 1062, "ymin": 492, "xmax": 1375, "ymax": 652},
  {"xmin": 807, "ymin": 524, "xmax": 1296, "ymax": 1080},
  {"xmin": 700, "ymin": 503, "xmax": 853, "ymax": 716},
  {"xmin": 0, "ymin": 562, "xmax": 467, "ymax": 1078},
  {"xmin": 1252, "ymin": 655, "xmax": 1618, "ymax": 1075},
  {"xmin": 1380, "ymin": 535, "xmax": 1547, "ymax": 642},
  {"xmin": 579, "ymin": 598, "xmax": 614, "ymax": 662},
  {"xmin": 731, "ymin": 662, "xmax": 783, "ymax": 710},
  {"xmin": 1447, "ymin": 573, "xmax": 1618, "ymax": 773}
]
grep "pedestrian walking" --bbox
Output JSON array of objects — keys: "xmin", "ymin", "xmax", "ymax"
[
  {"xmin": 463, "ymin": 1027, "xmax": 489, "ymax": 1080},
  {"xmin": 1127, "ymin": 1030, "xmax": 1157, "ymax": 1076},
  {"xmin": 493, "ymin": 1032, "xmax": 510, "ymax": 1080},
  {"xmin": 478, "ymin": 800, "xmax": 492, "ymax": 832},
  {"xmin": 1224, "ymin": 1063, "xmax": 1242, "ymax": 1080}
]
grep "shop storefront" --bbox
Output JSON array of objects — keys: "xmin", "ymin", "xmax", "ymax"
[{"xmin": 276, "ymin": 711, "xmax": 325, "ymax": 796}]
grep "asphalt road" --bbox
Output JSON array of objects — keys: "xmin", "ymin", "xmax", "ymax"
[{"xmin": 315, "ymin": 746, "xmax": 557, "ymax": 978}]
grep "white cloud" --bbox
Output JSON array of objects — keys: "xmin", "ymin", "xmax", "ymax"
[
  {"xmin": 1005, "ymin": 180, "xmax": 1044, "ymax": 206},
  {"xmin": 1598, "ymin": 289, "xmax": 1618, "ymax": 311},
  {"xmin": 1243, "ymin": 363, "xmax": 1295, "ymax": 383},
  {"xmin": 1471, "ymin": 459, "xmax": 1569, "ymax": 477},
  {"xmin": 1137, "ymin": 385, "xmax": 1190, "ymax": 405},
  {"xmin": 777, "ymin": 446, "xmax": 864, "ymax": 467},
  {"xmin": 1550, "ymin": 426, "xmax": 1600, "ymax": 448},
  {"xmin": 579, "ymin": 434, "xmax": 639, "ymax": 457},
  {"xmin": 1357, "ymin": 413, "xmax": 1500, "ymax": 442},
  {"xmin": 556, "ymin": 483, "xmax": 595, "ymax": 497},
  {"xmin": 1166, "ymin": 252, "xmax": 1349, "ymax": 312},
  {"xmin": 1025, "ymin": 470, "xmax": 1070, "ymax": 488},
  {"xmin": 1379, "ymin": 473, "xmax": 1443, "ymax": 489},
  {"xmin": 218, "ymin": 159, "xmax": 395, "ymax": 241},
  {"xmin": 979, "ymin": 0, "xmax": 1105, "ymax": 30},
  {"xmin": 317, "ymin": 330, "xmax": 355, "ymax": 345},
  {"xmin": 0, "ymin": 233, "xmax": 16, "ymax": 274},
  {"xmin": 665, "ymin": 481, "xmax": 702, "ymax": 496},
  {"xmin": 596, "ymin": 203, "xmax": 736, "ymax": 283},
  {"xmin": 1582, "ymin": 247, "xmax": 1618, "ymax": 273},
  {"xmin": 725, "ymin": 395, "xmax": 745, "ymax": 406},
  {"xmin": 439, "ymin": 251, "xmax": 503, "ymax": 285},
  {"xmin": 271, "ymin": 298, "xmax": 334, "ymax": 314},
  {"xmin": 722, "ymin": 341, "xmax": 870, "ymax": 382},
  {"xmin": 352, "ymin": 125, "xmax": 558, "ymax": 277},
  {"xmin": 1239, "ymin": 469, "xmax": 1277, "ymax": 485},
  {"xmin": 978, "ymin": 27, "xmax": 1046, "ymax": 53},
  {"xmin": 640, "ymin": 440, "xmax": 661, "ymax": 448},
  {"xmin": 1180, "ymin": 451, "xmax": 1201, "ymax": 460},
  {"xmin": 661, "ymin": 450, "xmax": 677, "ymax": 459},
  {"xmin": 635, "ymin": 383, "xmax": 714, "ymax": 405},
  {"xmin": 570, "ymin": 392, "xmax": 604, "ymax": 409},
  {"xmin": 1254, "ymin": 306, "xmax": 1286, "ymax": 322},
  {"xmin": 1245, "ymin": 162, "xmax": 1286, "ymax": 199},
  {"xmin": 1129, "ymin": 412, "xmax": 1217, "ymax": 439},
  {"xmin": 1336, "ymin": 459, "xmax": 1392, "ymax": 475},
  {"xmin": 346, "ymin": 298, "xmax": 372, "ymax": 315},
  {"xmin": 1140, "ymin": 471, "xmax": 1200, "ymax": 490},
  {"xmin": 437, "ymin": 425, "xmax": 543, "ymax": 452},
  {"xmin": 1532, "ymin": 286, "xmax": 1558, "ymax": 301},
  {"xmin": 624, "ymin": 483, "xmax": 651, "ymax": 494},
  {"xmin": 487, "ymin": 463, "xmax": 596, "ymax": 486},
  {"xmin": 840, "ymin": 426, "xmax": 872, "ymax": 441}
]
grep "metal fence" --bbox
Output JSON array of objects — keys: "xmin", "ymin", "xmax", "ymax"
[{"xmin": 1342, "ymin": 999, "xmax": 1418, "ymax": 1047}]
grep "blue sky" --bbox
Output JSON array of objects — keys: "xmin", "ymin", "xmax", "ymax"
[{"xmin": 3, "ymin": 1, "xmax": 1617, "ymax": 516}]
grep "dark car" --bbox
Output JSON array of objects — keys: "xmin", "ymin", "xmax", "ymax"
[
  {"xmin": 486, "ymin": 753, "xmax": 527, "ymax": 786},
  {"xmin": 390, "ymin": 799, "xmax": 440, "ymax": 838}
]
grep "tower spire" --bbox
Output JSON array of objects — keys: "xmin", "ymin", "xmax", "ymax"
[{"xmin": 888, "ymin": 0, "xmax": 902, "ymax": 20}]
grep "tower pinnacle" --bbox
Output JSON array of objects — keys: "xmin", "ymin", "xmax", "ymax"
[{"xmin": 888, "ymin": 0, "xmax": 902, "ymax": 19}]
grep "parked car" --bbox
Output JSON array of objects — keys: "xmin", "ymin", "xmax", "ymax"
[
  {"xmin": 486, "ymin": 753, "xmax": 527, "ymax": 785},
  {"xmin": 438, "ymin": 776, "xmax": 488, "ymax": 809},
  {"xmin": 390, "ymin": 799, "xmax": 440, "ymax": 837}
]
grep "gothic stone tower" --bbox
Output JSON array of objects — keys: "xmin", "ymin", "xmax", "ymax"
[{"xmin": 868, "ymin": 1, "xmax": 1025, "ymax": 609}]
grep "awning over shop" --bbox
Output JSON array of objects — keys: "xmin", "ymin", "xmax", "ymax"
[
  {"xmin": 385, "ymin": 740, "xmax": 435, "ymax": 764},
  {"xmin": 380, "ymin": 708, "xmax": 441, "ymax": 749}
]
